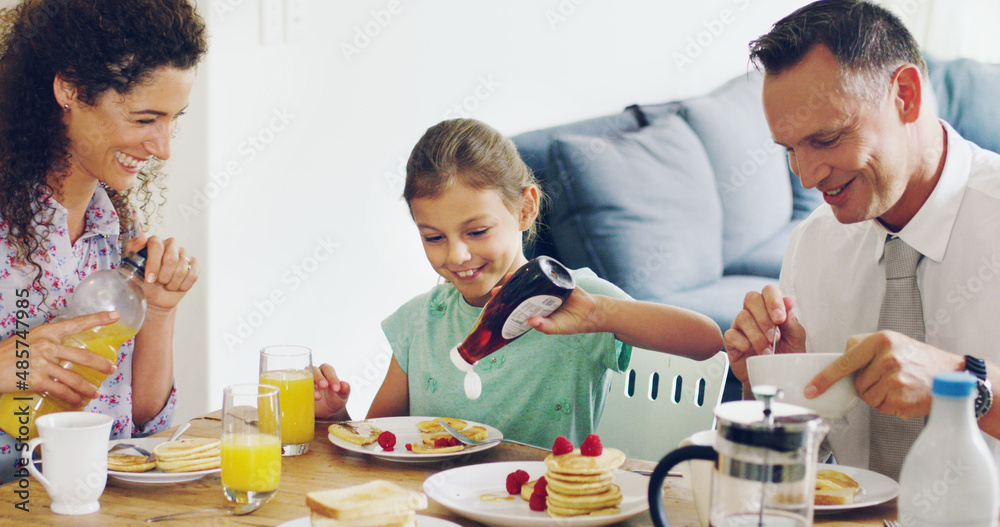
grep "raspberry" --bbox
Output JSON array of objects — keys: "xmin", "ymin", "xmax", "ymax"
[
  {"xmin": 405, "ymin": 443, "xmax": 413, "ymax": 451},
  {"xmin": 533, "ymin": 476, "xmax": 548, "ymax": 496},
  {"xmin": 551, "ymin": 436, "xmax": 574, "ymax": 456},
  {"xmin": 505, "ymin": 469, "xmax": 530, "ymax": 494},
  {"xmin": 434, "ymin": 437, "xmax": 451, "ymax": 448},
  {"xmin": 528, "ymin": 492, "xmax": 547, "ymax": 511},
  {"xmin": 450, "ymin": 437, "xmax": 462, "ymax": 447},
  {"xmin": 377, "ymin": 431, "xmax": 396, "ymax": 451},
  {"xmin": 580, "ymin": 434, "xmax": 603, "ymax": 456}
]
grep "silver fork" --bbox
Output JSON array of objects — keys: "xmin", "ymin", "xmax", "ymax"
[
  {"xmin": 108, "ymin": 443, "xmax": 155, "ymax": 462},
  {"xmin": 437, "ymin": 420, "xmax": 549, "ymax": 451},
  {"xmin": 883, "ymin": 520, "xmax": 900, "ymax": 527}
]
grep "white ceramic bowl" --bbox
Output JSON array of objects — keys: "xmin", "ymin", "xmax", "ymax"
[{"xmin": 746, "ymin": 353, "xmax": 861, "ymax": 419}]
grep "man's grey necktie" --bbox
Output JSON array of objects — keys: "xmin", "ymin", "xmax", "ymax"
[{"xmin": 869, "ymin": 236, "xmax": 926, "ymax": 481}]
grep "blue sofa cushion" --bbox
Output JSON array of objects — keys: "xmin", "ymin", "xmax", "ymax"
[
  {"xmin": 513, "ymin": 110, "xmax": 644, "ymax": 260},
  {"xmin": 546, "ymin": 113, "xmax": 723, "ymax": 301},
  {"xmin": 673, "ymin": 72, "xmax": 793, "ymax": 273},
  {"xmin": 926, "ymin": 55, "xmax": 1000, "ymax": 154},
  {"xmin": 666, "ymin": 275, "xmax": 778, "ymax": 330}
]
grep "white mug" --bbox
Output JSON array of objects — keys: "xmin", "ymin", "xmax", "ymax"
[
  {"xmin": 23, "ymin": 412, "xmax": 113, "ymax": 515},
  {"xmin": 677, "ymin": 429, "xmax": 715, "ymax": 527}
]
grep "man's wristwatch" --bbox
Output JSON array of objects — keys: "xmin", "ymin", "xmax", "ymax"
[{"xmin": 964, "ymin": 355, "xmax": 993, "ymax": 419}]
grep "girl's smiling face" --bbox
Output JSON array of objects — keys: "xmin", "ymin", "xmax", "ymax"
[
  {"xmin": 57, "ymin": 66, "xmax": 195, "ymax": 191},
  {"xmin": 409, "ymin": 179, "xmax": 537, "ymax": 307}
]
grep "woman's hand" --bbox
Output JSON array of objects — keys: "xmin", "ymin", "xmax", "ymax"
[
  {"xmin": 0, "ymin": 311, "xmax": 119, "ymax": 407},
  {"xmin": 313, "ymin": 363, "xmax": 351, "ymax": 420},
  {"xmin": 126, "ymin": 234, "xmax": 198, "ymax": 312}
]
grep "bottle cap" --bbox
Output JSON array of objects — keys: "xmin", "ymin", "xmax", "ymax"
[
  {"xmin": 932, "ymin": 371, "xmax": 976, "ymax": 398},
  {"xmin": 123, "ymin": 247, "xmax": 147, "ymax": 272},
  {"xmin": 449, "ymin": 346, "xmax": 482, "ymax": 400}
]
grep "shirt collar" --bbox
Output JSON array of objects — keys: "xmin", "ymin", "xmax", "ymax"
[
  {"xmin": 43, "ymin": 185, "xmax": 121, "ymax": 240},
  {"xmin": 871, "ymin": 121, "xmax": 970, "ymax": 263}
]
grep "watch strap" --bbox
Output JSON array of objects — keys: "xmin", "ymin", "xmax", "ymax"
[{"xmin": 965, "ymin": 355, "xmax": 988, "ymax": 380}]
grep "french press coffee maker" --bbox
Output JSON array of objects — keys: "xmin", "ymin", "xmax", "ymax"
[{"xmin": 648, "ymin": 387, "xmax": 829, "ymax": 527}]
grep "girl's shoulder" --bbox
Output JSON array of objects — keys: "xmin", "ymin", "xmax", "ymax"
[{"xmin": 387, "ymin": 281, "xmax": 462, "ymax": 319}]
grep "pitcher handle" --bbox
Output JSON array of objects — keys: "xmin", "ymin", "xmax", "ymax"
[
  {"xmin": 23, "ymin": 437, "xmax": 57, "ymax": 495},
  {"xmin": 648, "ymin": 444, "xmax": 717, "ymax": 527}
]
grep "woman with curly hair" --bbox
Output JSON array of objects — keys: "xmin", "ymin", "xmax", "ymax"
[{"xmin": 0, "ymin": 0, "xmax": 208, "ymax": 482}]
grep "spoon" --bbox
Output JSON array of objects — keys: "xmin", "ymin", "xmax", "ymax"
[{"xmin": 145, "ymin": 501, "xmax": 264, "ymax": 522}]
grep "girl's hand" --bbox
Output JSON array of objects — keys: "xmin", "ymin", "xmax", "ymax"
[
  {"xmin": 527, "ymin": 287, "xmax": 600, "ymax": 335},
  {"xmin": 313, "ymin": 363, "xmax": 351, "ymax": 420},
  {"xmin": 125, "ymin": 234, "xmax": 198, "ymax": 311},
  {"xmin": 0, "ymin": 312, "xmax": 119, "ymax": 407}
]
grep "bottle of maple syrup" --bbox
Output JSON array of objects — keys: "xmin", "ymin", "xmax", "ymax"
[{"xmin": 449, "ymin": 256, "xmax": 576, "ymax": 399}]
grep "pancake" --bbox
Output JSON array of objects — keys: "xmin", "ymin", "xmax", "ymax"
[
  {"xmin": 415, "ymin": 417, "xmax": 467, "ymax": 434},
  {"xmin": 409, "ymin": 441, "xmax": 463, "ymax": 455},
  {"xmin": 544, "ymin": 448, "xmax": 625, "ymax": 475},
  {"xmin": 156, "ymin": 456, "xmax": 221, "ymax": 473},
  {"xmin": 108, "ymin": 452, "xmax": 155, "ymax": 473},
  {"xmin": 421, "ymin": 426, "xmax": 487, "ymax": 445},
  {"xmin": 153, "ymin": 438, "xmax": 221, "ymax": 461},
  {"xmin": 329, "ymin": 422, "xmax": 383, "ymax": 446}
]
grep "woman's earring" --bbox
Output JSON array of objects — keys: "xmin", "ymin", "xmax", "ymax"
[{"xmin": 63, "ymin": 103, "xmax": 69, "ymax": 111}]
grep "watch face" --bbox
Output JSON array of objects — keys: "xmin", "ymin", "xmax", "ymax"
[{"xmin": 975, "ymin": 380, "xmax": 993, "ymax": 419}]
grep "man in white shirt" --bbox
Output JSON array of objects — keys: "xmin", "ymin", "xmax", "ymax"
[{"xmin": 724, "ymin": 0, "xmax": 1000, "ymax": 478}]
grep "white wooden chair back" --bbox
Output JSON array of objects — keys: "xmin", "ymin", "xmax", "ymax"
[{"xmin": 596, "ymin": 349, "xmax": 729, "ymax": 462}]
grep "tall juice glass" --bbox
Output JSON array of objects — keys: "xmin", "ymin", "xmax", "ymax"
[
  {"xmin": 221, "ymin": 384, "xmax": 281, "ymax": 507},
  {"xmin": 259, "ymin": 345, "xmax": 314, "ymax": 456}
]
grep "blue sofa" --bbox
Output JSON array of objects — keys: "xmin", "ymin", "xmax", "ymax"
[{"xmin": 512, "ymin": 56, "xmax": 1000, "ymax": 399}]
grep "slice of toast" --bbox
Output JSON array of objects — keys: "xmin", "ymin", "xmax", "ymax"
[
  {"xmin": 329, "ymin": 422, "xmax": 383, "ymax": 446},
  {"xmin": 814, "ymin": 469, "xmax": 861, "ymax": 505},
  {"xmin": 306, "ymin": 480, "xmax": 427, "ymax": 521}
]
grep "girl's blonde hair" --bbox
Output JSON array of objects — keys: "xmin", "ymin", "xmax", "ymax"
[{"xmin": 404, "ymin": 118, "xmax": 545, "ymax": 246}]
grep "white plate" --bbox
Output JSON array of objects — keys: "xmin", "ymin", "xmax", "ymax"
[
  {"xmin": 814, "ymin": 463, "xmax": 899, "ymax": 513},
  {"xmin": 423, "ymin": 461, "xmax": 649, "ymax": 527},
  {"xmin": 277, "ymin": 515, "xmax": 460, "ymax": 526},
  {"xmin": 107, "ymin": 437, "xmax": 220, "ymax": 484},
  {"xmin": 327, "ymin": 416, "xmax": 503, "ymax": 463}
]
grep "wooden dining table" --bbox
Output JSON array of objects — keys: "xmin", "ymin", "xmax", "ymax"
[{"xmin": 1, "ymin": 412, "xmax": 900, "ymax": 526}]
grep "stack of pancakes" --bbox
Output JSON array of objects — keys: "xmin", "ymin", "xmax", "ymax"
[
  {"xmin": 153, "ymin": 438, "xmax": 221, "ymax": 472},
  {"xmin": 541, "ymin": 447, "xmax": 626, "ymax": 517},
  {"xmin": 107, "ymin": 438, "xmax": 221, "ymax": 473}
]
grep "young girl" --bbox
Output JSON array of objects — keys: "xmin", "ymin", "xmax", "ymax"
[{"xmin": 315, "ymin": 119, "xmax": 723, "ymax": 447}]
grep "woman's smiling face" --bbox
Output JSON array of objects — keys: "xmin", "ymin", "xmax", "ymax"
[{"xmin": 58, "ymin": 66, "xmax": 195, "ymax": 191}]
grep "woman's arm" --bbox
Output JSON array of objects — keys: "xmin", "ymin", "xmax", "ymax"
[{"xmin": 128, "ymin": 235, "xmax": 197, "ymax": 427}]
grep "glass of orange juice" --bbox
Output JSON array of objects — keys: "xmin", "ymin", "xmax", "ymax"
[
  {"xmin": 259, "ymin": 345, "xmax": 315, "ymax": 456},
  {"xmin": 221, "ymin": 384, "xmax": 281, "ymax": 507}
]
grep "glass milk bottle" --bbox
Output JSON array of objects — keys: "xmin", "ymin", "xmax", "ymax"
[
  {"xmin": 449, "ymin": 256, "xmax": 575, "ymax": 399},
  {"xmin": 0, "ymin": 249, "xmax": 147, "ymax": 439},
  {"xmin": 898, "ymin": 372, "xmax": 999, "ymax": 526}
]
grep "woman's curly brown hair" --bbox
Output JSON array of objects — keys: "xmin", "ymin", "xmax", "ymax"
[{"xmin": 0, "ymin": 0, "xmax": 207, "ymax": 282}]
